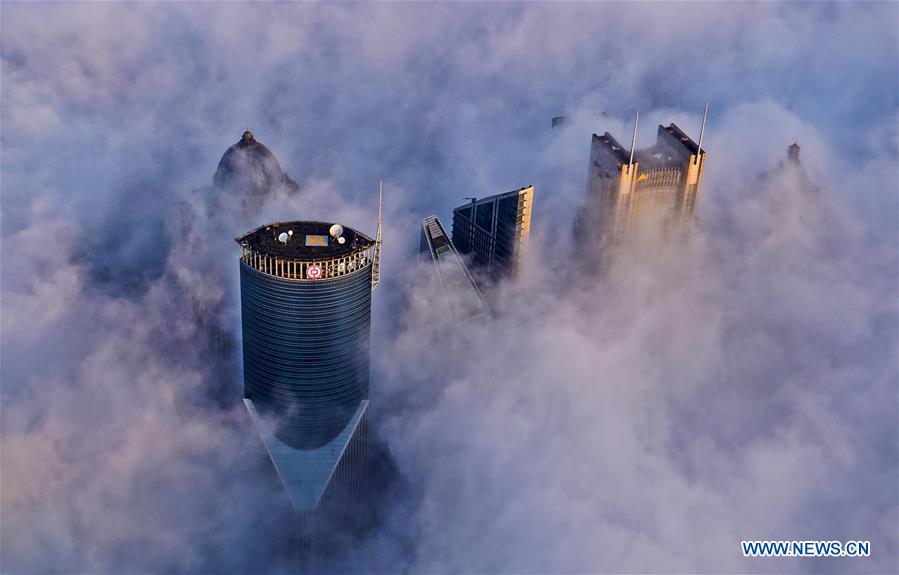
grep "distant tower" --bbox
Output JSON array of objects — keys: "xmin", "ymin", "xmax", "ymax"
[
  {"xmin": 236, "ymin": 218, "xmax": 380, "ymax": 523},
  {"xmin": 574, "ymin": 106, "xmax": 707, "ymax": 253},
  {"xmin": 214, "ymin": 131, "xmax": 300, "ymax": 215},
  {"xmin": 450, "ymin": 185, "xmax": 534, "ymax": 284},
  {"xmin": 764, "ymin": 141, "xmax": 816, "ymax": 198}
]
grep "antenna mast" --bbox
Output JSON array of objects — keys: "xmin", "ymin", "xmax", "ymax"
[
  {"xmin": 627, "ymin": 109, "xmax": 639, "ymax": 174},
  {"xmin": 371, "ymin": 181, "xmax": 383, "ymax": 289},
  {"xmin": 696, "ymin": 100, "xmax": 708, "ymax": 165}
]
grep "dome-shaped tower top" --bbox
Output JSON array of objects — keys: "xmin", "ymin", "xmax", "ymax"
[{"xmin": 213, "ymin": 131, "xmax": 294, "ymax": 197}]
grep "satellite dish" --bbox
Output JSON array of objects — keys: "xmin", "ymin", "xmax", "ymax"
[
  {"xmin": 329, "ymin": 224, "xmax": 344, "ymax": 238},
  {"xmin": 337, "ymin": 236, "xmax": 346, "ymax": 244},
  {"xmin": 277, "ymin": 232, "xmax": 289, "ymax": 244}
]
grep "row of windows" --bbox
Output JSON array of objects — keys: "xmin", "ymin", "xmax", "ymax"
[
  {"xmin": 317, "ymin": 404, "xmax": 368, "ymax": 515},
  {"xmin": 240, "ymin": 263, "xmax": 372, "ymax": 449}
]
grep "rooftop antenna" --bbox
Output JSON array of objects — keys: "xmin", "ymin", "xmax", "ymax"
[
  {"xmin": 627, "ymin": 108, "xmax": 639, "ymax": 174},
  {"xmin": 696, "ymin": 100, "xmax": 709, "ymax": 165},
  {"xmin": 372, "ymin": 181, "xmax": 383, "ymax": 290}
]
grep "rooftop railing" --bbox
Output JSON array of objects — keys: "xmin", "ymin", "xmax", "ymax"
[{"xmin": 239, "ymin": 245, "xmax": 374, "ymax": 281}]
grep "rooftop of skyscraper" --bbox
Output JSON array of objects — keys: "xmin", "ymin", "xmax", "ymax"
[
  {"xmin": 213, "ymin": 131, "xmax": 300, "ymax": 197},
  {"xmin": 236, "ymin": 221, "xmax": 374, "ymax": 261},
  {"xmin": 660, "ymin": 123, "xmax": 701, "ymax": 155},
  {"xmin": 594, "ymin": 132, "xmax": 630, "ymax": 164},
  {"xmin": 594, "ymin": 123, "xmax": 703, "ymax": 171}
]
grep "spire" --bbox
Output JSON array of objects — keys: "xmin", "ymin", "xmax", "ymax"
[
  {"xmin": 371, "ymin": 181, "xmax": 383, "ymax": 290},
  {"xmin": 696, "ymin": 100, "xmax": 708, "ymax": 165},
  {"xmin": 627, "ymin": 109, "xmax": 639, "ymax": 174}
]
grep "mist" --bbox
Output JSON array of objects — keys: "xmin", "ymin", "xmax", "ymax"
[{"xmin": 2, "ymin": 2, "xmax": 897, "ymax": 574}]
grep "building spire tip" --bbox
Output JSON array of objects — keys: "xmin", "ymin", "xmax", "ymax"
[
  {"xmin": 696, "ymin": 101, "xmax": 709, "ymax": 163},
  {"xmin": 628, "ymin": 109, "xmax": 640, "ymax": 172}
]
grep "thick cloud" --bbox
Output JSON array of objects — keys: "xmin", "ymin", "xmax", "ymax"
[{"xmin": 1, "ymin": 2, "xmax": 896, "ymax": 574}]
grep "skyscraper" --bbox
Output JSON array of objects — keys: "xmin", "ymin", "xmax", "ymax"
[
  {"xmin": 450, "ymin": 185, "xmax": 534, "ymax": 283},
  {"xmin": 236, "ymin": 217, "xmax": 380, "ymax": 524},
  {"xmin": 214, "ymin": 130, "xmax": 300, "ymax": 215},
  {"xmin": 420, "ymin": 215, "xmax": 490, "ymax": 321},
  {"xmin": 574, "ymin": 106, "xmax": 708, "ymax": 253}
]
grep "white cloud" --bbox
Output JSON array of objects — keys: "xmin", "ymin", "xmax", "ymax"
[{"xmin": 1, "ymin": 2, "xmax": 896, "ymax": 573}]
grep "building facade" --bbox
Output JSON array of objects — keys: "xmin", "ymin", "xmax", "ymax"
[
  {"xmin": 236, "ymin": 219, "xmax": 379, "ymax": 520},
  {"xmin": 420, "ymin": 215, "xmax": 490, "ymax": 321},
  {"xmin": 451, "ymin": 185, "xmax": 534, "ymax": 283},
  {"xmin": 574, "ymin": 114, "xmax": 707, "ymax": 255}
]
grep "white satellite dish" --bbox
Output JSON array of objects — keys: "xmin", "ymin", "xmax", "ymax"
[
  {"xmin": 337, "ymin": 236, "xmax": 346, "ymax": 244},
  {"xmin": 277, "ymin": 232, "xmax": 289, "ymax": 244},
  {"xmin": 329, "ymin": 224, "xmax": 344, "ymax": 238}
]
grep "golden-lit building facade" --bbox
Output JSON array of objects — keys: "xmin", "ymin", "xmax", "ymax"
[
  {"xmin": 575, "ymin": 121, "xmax": 706, "ymax": 252},
  {"xmin": 451, "ymin": 185, "xmax": 534, "ymax": 282}
]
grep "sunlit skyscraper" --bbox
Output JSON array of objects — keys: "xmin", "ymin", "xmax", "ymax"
[
  {"xmin": 574, "ymin": 106, "xmax": 708, "ymax": 255},
  {"xmin": 451, "ymin": 185, "xmax": 534, "ymax": 284}
]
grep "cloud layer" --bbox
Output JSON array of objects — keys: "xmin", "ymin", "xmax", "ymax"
[{"xmin": 2, "ymin": 2, "xmax": 897, "ymax": 573}]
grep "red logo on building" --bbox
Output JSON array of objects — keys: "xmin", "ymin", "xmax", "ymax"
[{"xmin": 306, "ymin": 264, "xmax": 323, "ymax": 279}]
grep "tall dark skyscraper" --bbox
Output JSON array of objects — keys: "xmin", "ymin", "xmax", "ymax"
[
  {"xmin": 450, "ymin": 185, "xmax": 534, "ymax": 285},
  {"xmin": 420, "ymin": 215, "xmax": 490, "ymax": 321},
  {"xmin": 236, "ymin": 216, "xmax": 380, "ymax": 521}
]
